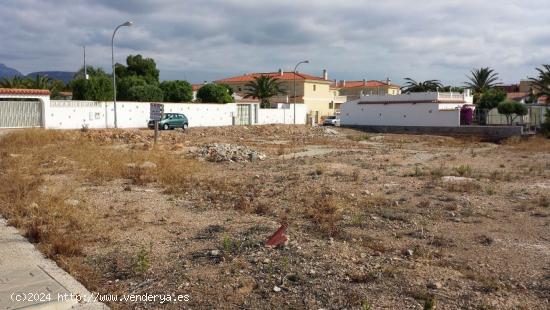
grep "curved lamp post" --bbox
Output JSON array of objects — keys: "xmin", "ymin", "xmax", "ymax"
[
  {"xmin": 293, "ymin": 60, "xmax": 309, "ymax": 124},
  {"xmin": 112, "ymin": 21, "xmax": 133, "ymax": 128}
]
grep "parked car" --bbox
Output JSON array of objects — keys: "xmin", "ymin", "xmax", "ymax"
[
  {"xmin": 148, "ymin": 113, "xmax": 188, "ymax": 130},
  {"xmin": 322, "ymin": 116, "xmax": 339, "ymax": 126}
]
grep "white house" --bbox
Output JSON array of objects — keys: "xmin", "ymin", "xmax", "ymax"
[{"xmin": 340, "ymin": 91, "xmax": 474, "ymax": 127}]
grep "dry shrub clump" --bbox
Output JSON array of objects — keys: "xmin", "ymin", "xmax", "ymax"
[{"xmin": 304, "ymin": 190, "xmax": 345, "ymax": 238}]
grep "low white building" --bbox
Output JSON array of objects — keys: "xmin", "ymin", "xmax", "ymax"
[{"xmin": 340, "ymin": 91, "xmax": 474, "ymax": 127}]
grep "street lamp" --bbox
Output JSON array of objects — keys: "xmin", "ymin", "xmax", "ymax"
[
  {"xmin": 112, "ymin": 21, "xmax": 133, "ymax": 128},
  {"xmin": 293, "ymin": 60, "xmax": 309, "ymax": 124}
]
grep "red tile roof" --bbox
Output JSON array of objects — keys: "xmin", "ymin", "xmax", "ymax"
[
  {"xmin": 506, "ymin": 92, "xmax": 528, "ymax": 101},
  {"xmin": 216, "ymin": 72, "xmax": 326, "ymax": 83},
  {"xmin": 0, "ymin": 88, "xmax": 50, "ymax": 95}
]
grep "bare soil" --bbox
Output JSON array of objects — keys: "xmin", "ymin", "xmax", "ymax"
[{"xmin": 0, "ymin": 125, "xmax": 549, "ymax": 309}]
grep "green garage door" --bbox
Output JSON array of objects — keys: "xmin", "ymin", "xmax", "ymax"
[{"xmin": 0, "ymin": 101, "xmax": 42, "ymax": 128}]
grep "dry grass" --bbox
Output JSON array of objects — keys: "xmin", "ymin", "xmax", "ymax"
[{"xmin": 304, "ymin": 191, "xmax": 345, "ymax": 238}]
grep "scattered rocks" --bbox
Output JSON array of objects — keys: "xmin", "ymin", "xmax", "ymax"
[
  {"xmin": 140, "ymin": 161, "xmax": 157, "ymax": 169},
  {"xmin": 441, "ymin": 176, "xmax": 476, "ymax": 183},
  {"xmin": 209, "ymin": 250, "xmax": 221, "ymax": 257},
  {"xmin": 273, "ymin": 285, "xmax": 282, "ymax": 292},
  {"xmin": 403, "ymin": 249, "xmax": 414, "ymax": 257},
  {"xmin": 64, "ymin": 199, "xmax": 80, "ymax": 206},
  {"xmin": 427, "ymin": 281, "xmax": 443, "ymax": 290},
  {"xmin": 323, "ymin": 128, "xmax": 339, "ymax": 135},
  {"xmin": 194, "ymin": 144, "xmax": 266, "ymax": 162}
]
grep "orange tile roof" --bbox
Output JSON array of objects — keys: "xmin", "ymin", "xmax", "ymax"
[
  {"xmin": 216, "ymin": 72, "xmax": 326, "ymax": 83},
  {"xmin": 506, "ymin": 92, "xmax": 528, "ymax": 101},
  {"xmin": 0, "ymin": 88, "xmax": 50, "ymax": 95}
]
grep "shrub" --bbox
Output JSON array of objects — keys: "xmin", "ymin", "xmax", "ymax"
[
  {"xmin": 196, "ymin": 83, "xmax": 234, "ymax": 103},
  {"xmin": 127, "ymin": 84, "xmax": 164, "ymax": 102},
  {"xmin": 454, "ymin": 165, "xmax": 472, "ymax": 176},
  {"xmin": 497, "ymin": 100, "xmax": 528, "ymax": 125},
  {"xmin": 160, "ymin": 80, "xmax": 193, "ymax": 102}
]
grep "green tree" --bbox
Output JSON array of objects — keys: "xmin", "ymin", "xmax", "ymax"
[
  {"xmin": 160, "ymin": 80, "xmax": 193, "ymax": 102},
  {"xmin": 127, "ymin": 84, "xmax": 164, "ymax": 102},
  {"xmin": 497, "ymin": 100, "xmax": 528, "ymax": 125},
  {"xmin": 116, "ymin": 54, "xmax": 159, "ymax": 84},
  {"xmin": 196, "ymin": 83, "xmax": 234, "ymax": 103},
  {"xmin": 465, "ymin": 67, "xmax": 500, "ymax": 100},
  {"xmin": 401, "ymin": 78, "xmax": 443, "ymax": 93},
  {"xmin": 27, "ymin": 74, "xmax": 53, "ymax": 89},
  {"xmin": 0, "ymin": 76, "xmax": 29, "ymax": 88},
  {"xmin": 244, "ymin": 75, "xmax": 287, "ymax": 108},
  {"xmin": 475, "ymin": 88, "xmax": 506, "ymax": 125},
  {"xmin": 117, "ymin": 75, "xmax": 148, "ymax": 101},
  {"xmin": 70, "ymin": 67, "xmax": 113, "ymax": 101},
  {"xmin": 528, "ymin": 64, "xmax": 550, "ymax": 99},
  {"xmin": 477, "ymin": 88, "xmax": 506, "ymax": 110}
]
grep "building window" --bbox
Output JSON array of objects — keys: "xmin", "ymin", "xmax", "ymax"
[
  {"xmin": 329, "ymin": 102, "xmax": 333, "ymax": 109},
  {"xmin": 238, "ymin": 87, "xmax": 242, "ymax": 91},
  {"xmin": 313, "ymin": 85, "xmax": 317, "ymax": 91}
]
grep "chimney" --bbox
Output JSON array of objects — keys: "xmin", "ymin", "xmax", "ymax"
[
  {"xmin": 278, "ymin": 68, "xmax": 284, "ymax": 76},
  {"xmin": 363, "ymin": 79, "xmax": 366, "ymax": 86},
  {"xmin": 340, "ymin": 80, "xmax": 346, "ymax": 87},
  {"xmin": 386, "ymin": 78, "xmax": 391, "ymax": 85},
  {"xmin": 322, "ymin": 69, "xmax": 328, "ymax": 80}
]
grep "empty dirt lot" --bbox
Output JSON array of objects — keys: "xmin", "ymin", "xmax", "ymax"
[{"xmin": 0, "ymin": 125, "xmax": 549, "ymax": 309}]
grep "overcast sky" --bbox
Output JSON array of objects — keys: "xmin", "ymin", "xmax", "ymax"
[{"xmin": 1, "ymin": 0, "xmax": 548, "ymax": 85}]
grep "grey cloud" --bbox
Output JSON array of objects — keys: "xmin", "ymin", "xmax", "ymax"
[{"xmin": 0, "ymin": 0, "xmax": 549, "ymax": 84}]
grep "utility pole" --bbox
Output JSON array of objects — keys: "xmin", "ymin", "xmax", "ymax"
[{"xmin": 83, "ymin": 46, "xmax": 88, "ymax": 80}]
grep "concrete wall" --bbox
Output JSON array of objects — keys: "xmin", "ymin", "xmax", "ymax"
[
  {"xmin": 342, "ymin": 125, "xmax": 523, "ymax": 141},
  {"xmin": 340, "ymin": 101, "xmax": 463, "ymax": 127},
  {"xmin": 47, "ymin": 100, "xmax": 306, "ymax": 129},
  {"xmin": 257, "ymin": 104, "xmax": 307, "ymax": 124}
]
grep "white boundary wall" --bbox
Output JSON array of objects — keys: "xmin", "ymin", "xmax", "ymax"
[
  {"xmin": 340, "ymin": 102, "xmax": 462, "ymax": 127},
  {"xmin": 340, "ymin": 92, "xmax": 473, "ymax": 127},
  {"xmin": 47, "ymin": 101, "xmax": 306, "ymax": 129},
  {"xmin": 258, "ymin": 104, "xmax": 306, "ymax": 124}
]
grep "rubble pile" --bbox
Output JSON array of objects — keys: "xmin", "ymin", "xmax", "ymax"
[
  {"xmin": 83, "ymin": 130, "xmax": 152, "ymax": 143},
  {"xmin": 195, "ymin": 144, "xmax": 266, "ymax": 162}
]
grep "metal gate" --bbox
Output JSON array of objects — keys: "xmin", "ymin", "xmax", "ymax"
[
  {"xmin": 0, "ymin": 100, "xmax": 42, "ymax": 128},
  {"xmin": 236, "ymin": 104, "xmax": 250, "ymax": 125}
]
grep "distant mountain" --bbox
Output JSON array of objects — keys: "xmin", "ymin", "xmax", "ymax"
[
  {"xmin": 26, "ymin": 71, "xmax": 76, "ymax": 84},
  {"xmin": 0, "ymin": 63, "xmax": 23, "ymax": 79}
]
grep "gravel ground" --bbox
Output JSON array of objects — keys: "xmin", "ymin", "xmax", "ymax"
[{"xmin": 1, "ymin": 125, "xmax": 549, "ymax": 309}]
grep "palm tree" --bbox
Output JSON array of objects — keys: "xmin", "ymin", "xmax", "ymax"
[
  {"xmin": 401, "ymin": 78, "xmax": 443, "ymax": 93},
  {"xmin": 27, "ymin": 74, "xmax": 53, "ymax": 89},
  {"xmin": 0, "ymin": 76, "xmax": 29, "ymax": 88},
  {"xmin": 244, "ymin": 75, "xmax": 286, "ymax": 108},
  {"xmin": 528, "ymin": 64, "xmax": 550, "ymax": 98},
  {"xmin": 465, "ymin": 67, "xmax": 500, "ymax": 95}
]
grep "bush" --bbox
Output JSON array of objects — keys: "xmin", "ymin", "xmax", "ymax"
[
  {"xmin": 196, "ymin": 83, "xmax": 234, "ymax": 103},
  {"xmin": 127, "ymin": 84, "xmax": 164, "ymax": 102},
  {"xmin": 160, "ymin": 80, "xmax": 193, "ymax": 102},
  {"xmin": 497, "ymin": 100, "xmax": 528, "ymax": 125}
]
